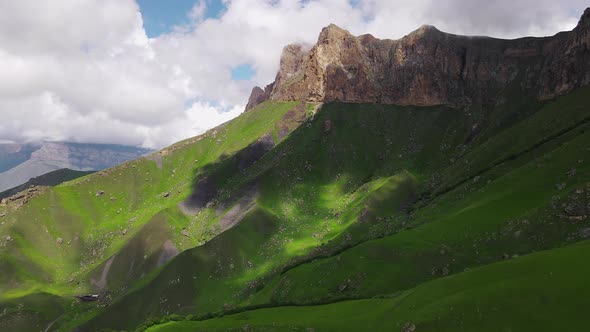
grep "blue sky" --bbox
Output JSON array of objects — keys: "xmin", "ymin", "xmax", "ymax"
[
  {"xmin": 231, "ymin": 64, "xmax": 257, "ymax": 80},
  {"xmin": 137, "ymin": 0, "xmax": 226, "ymax": 37}
]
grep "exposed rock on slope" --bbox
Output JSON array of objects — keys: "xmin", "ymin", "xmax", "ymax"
[
  {"xmin": 248, "ymin": 8, "xmax": 590, "ymax": 108},
  {"xmin": 244, "ymin": 83, "xmax": 274, "ymax": 111}
]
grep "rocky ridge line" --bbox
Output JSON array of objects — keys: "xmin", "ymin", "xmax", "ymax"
[{"xmin": 245, "ymin": 7, "xmax": 590, "ymax": 111}]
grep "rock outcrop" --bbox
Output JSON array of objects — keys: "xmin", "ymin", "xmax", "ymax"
[
  {"xmin": 244, "ymin": 83, "xmax": 274, "ymax": 111},
  {"xmin": 247, "ymin": 8, "xmax": 590, "ymax": 109}
]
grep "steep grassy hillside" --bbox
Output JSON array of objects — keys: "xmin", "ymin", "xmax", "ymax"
[
  {"xmin": 77, "ymin": 102, "xmax": 469, "ymax": 331},
  {"xmin": 0, "ymin": 101, "xmax": 302, "ymax": 331},
  {"xmin": 79, "ymin": 86, "xmax": 589, "ymax": 331},
  {"xmin": 1, "ymin": 83, "xmax": 589, "ymax": 331},
  {"xmin": 147, "ymin": 241, "xmax": 590, "ymax": 332}
]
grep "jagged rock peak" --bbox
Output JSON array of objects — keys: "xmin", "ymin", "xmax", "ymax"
[
  {"xmin": 408, "ymin": 24, "xmax": 441, "ymax": 36},
  {"xmin": 579, "ymin": 7, "xmax": 590, "ymax": 28},
  {"xmin": 318, "ymin": 24, "xmax": 352, "ymax": 42},
  {"xmin": 279, "ymin": 44, "xmax": 310, "ymax": 74},
  {"xmin": 244, "ymin": 87, "xmax": 266, "ymax": 112},
  {"xmin": 245, "ymin": 8, "xmax": 590, "ymax": 110},
  {"xmin": 244, "ymin": 83, "xmax": 274, "ymax": 112}
]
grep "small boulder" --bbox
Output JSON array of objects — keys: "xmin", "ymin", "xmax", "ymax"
[
  {"xmin": 579, "ymin": 227, "xmax": 590, "ymax": 239},
  {"xmin": 95, "ymin": 191, "xmax": 105, "ymax": 197},
  {"xmin": 56, "ymin": 237, "xmax": 63, "ymax": 245},
  {"xmin": 181, "ymin": 229, "xmax": 190, "ymax": 237},
  {"xmin": 402, "ymin": 322, "xmax": 416, "ymax": 332},
  {"xmin": 324, "ymin": 119, "xmax": 332, "ymax": 132},
  {"xmin": 163, "ymin": 192, "xmax": 170, "ymax": 198},
  {"xmin": 121, "ymin": 229, "xmax": 128, "ymax": 235},
  {"xmin": 5, "ymin": 235, "xmax": 12, "ymax": 241}
]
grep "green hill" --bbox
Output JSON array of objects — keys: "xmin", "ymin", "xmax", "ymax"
[
  {"xmin": 72, "ymin": 85, "xmax": 589, "ymax": 332},
  {"xmin": 146, "ymin": 241, "xmax": 590, "ymax": 332},
  {"xmin": 0, "ymin": 80, "xmax": 586, "ymax": 331}
]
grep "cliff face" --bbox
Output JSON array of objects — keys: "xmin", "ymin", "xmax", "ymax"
[{"xmin": 248, "ymin": 8, "xmax": 590, "ymax": 109}]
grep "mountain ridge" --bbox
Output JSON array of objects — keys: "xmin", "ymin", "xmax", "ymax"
[{"xmin": 246, "ymin": 7, "xmax": 590, "ymax": 111}]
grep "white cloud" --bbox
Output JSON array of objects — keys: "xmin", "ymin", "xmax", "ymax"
[
  {"xmin": 189, "ymin": 1, "xmax": 208, "ymax": 22},
  {"xmin": 0, "ymin": 0, "xmax": 587, "ymax": 148}
]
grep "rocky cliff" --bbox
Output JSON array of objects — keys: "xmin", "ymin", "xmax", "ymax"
[{"xmin": 246, "ymin": 7, "xmax": 590, "ymax": 110}]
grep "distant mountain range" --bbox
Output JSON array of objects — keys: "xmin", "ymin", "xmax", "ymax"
[
  {"xmin": 0, "ymin": 142, "xmax": 151, "ymax": 192},
  {"xmin": 0, "ymin": 144, "xmax": 38, "ymax": 173},
  {"xmin": 0, "ymin": 168, "xmax": 95, "ymax": 200}
]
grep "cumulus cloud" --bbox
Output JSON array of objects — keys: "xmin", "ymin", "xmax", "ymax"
[{"xmin": 0, "ymin": 0, "xmax": 587, "ymax": 148}]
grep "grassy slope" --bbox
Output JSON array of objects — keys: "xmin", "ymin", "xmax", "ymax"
[
  {"xmin": 0, "ymin": 101, "xmax": 299, "ymax": 331},
  {"xmin": 92, "ymin": 86, "xmax": 589, "ymax": 331},
  {"xmin": 238, "ymin": 85, "xmax": 590, "ymax": 307},
  {"xmin": 247, "ymin": 118, "xmax": 590, "ymax": 306},
  {"xmin": 147, "ymin": 241, "xmax": 590, "ymax": 332},
  {"xmin": 80, "ymin": 102, "xmax": 472, "ymax": 331},
  {"xmin": 1, "ymin": 83, "xmax": 589, "ymax": 331}
]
